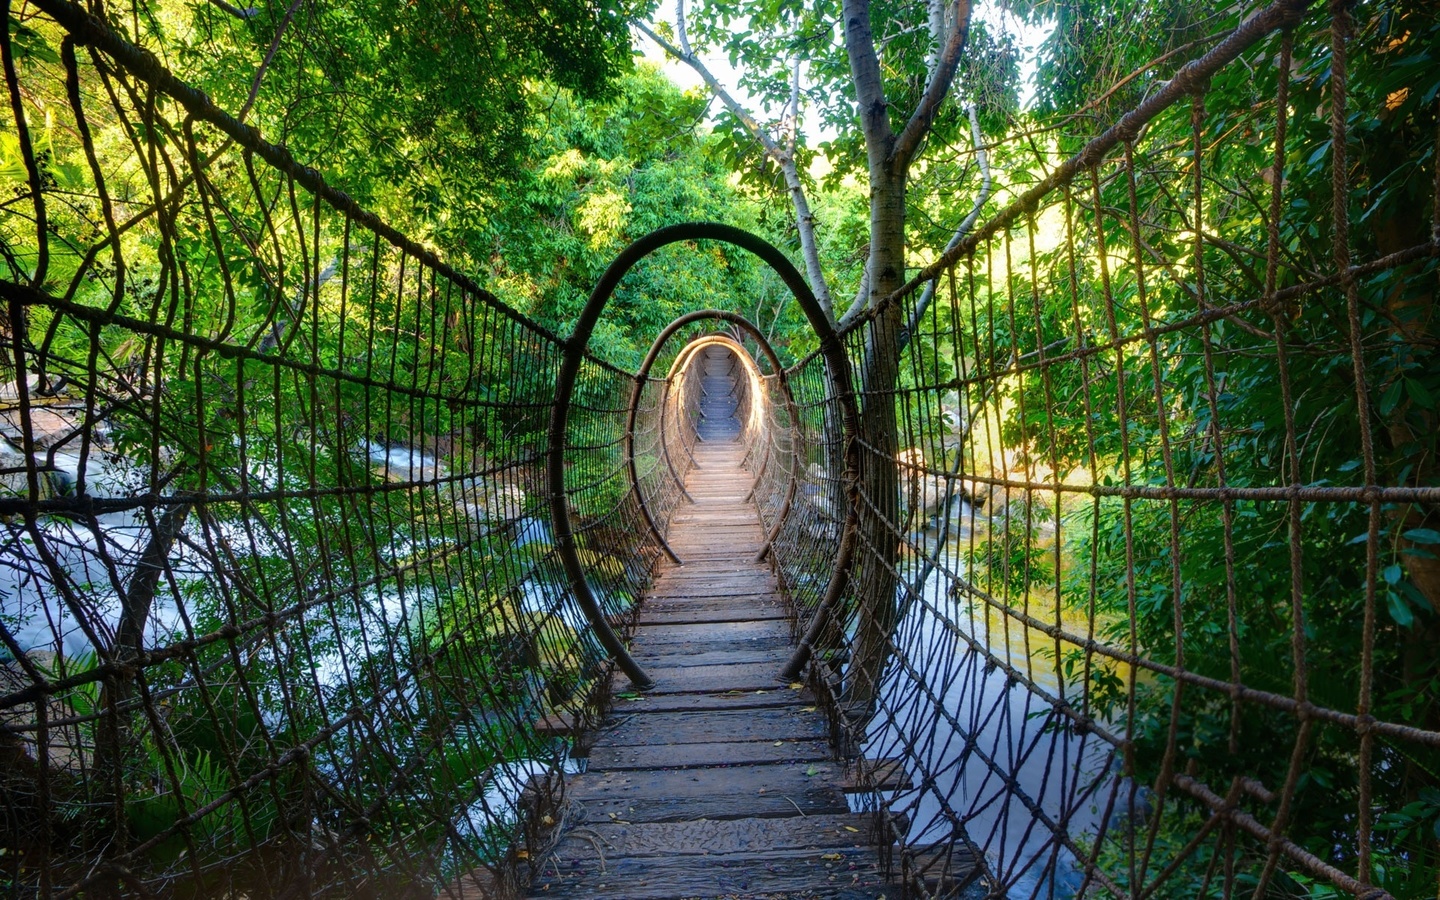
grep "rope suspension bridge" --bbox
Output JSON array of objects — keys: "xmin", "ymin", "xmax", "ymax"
[{"xmin": 2, "ymin": 1, "xmax": 1438, "ymax": 899}]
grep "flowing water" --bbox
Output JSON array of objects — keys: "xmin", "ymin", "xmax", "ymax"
[{"xmin": 5, "ymin": 435, "xmax": 1133, "ymax": 895}]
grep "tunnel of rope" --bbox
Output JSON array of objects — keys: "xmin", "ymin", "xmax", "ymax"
[{"xmin": 2, "ymin": 0, "xmax": 1439, "ymax": 898}]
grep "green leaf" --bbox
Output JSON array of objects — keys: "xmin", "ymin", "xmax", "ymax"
[
  {"xmin": 1402, "ymin": 581, "xmax": 1434, "ymax": 613},
  {"xmin": 1386, "ymin": 590, "xmax": 1414, "ymax": 629},
  {"xmin": 1379, "ymin": 380, "xmax": 1404, "ymax": 416},
  {"xmin": 10, "ymin": 22, "xmax": 60, "ymax": 64},
  {"xmin": 1405, "ymin": 378, "xmax": 1435, "ymax": 410},
  {"xmin": 1305, "ymin": 140, "xmax": 1331, "ymax": 168},
  {"xmin": 1403, "ymin": 528, "xmax": 1440, "ymax": 545},
  {"xmin": 1382, "ymin": 563, "xmax": 1402, "ymax": 585}
]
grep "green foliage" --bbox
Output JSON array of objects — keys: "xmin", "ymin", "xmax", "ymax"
[
  {"xmin": 972, "ymin": 501, "xmax": 1056, "ymax": 596},
  {"xmin": 174, "ymin": 0, "xmax": 643, "ymax": 193},
  {"xmin": 481, "ymin": 65, "xmax": 810, "ymax": 360},
  {"xmin": 963, "ymin": 0, "xmax": 1440, "ymax": 890}
]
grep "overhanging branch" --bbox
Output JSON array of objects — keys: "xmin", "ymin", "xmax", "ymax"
[{"xmin": 636, "ymin": 12, "xmax": 836, "ymax": 322}]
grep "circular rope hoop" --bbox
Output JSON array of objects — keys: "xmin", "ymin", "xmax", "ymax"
[
  {"xmin": 626, "ymin": 312, "xmax": 802, "ymax": 567},
  {"xmin": 547, "ymin": 223, "xmax": 859, "ymax": 690}
]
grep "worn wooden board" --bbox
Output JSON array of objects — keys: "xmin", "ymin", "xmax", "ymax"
[
  {"xmin": 637, "ymin": 605, "xmax": 789, "ymax": 625},
  {"xmin": 643, "ymin": 593, "xmax": 786, "ymax": 611},
  {"xmin": 588, "ymin": 738, "xmax": 833, "ymax": 770},
  {"xmin": 600, "ymin": 689, "xmax": 806, "ymax": 714},
  {"xmin": 517, "ymin": 354, "xmax": 912, "ymax": 898},
  {"xmin": 528, "ymin": 846, "xmax": 896, "ymax": 899},
  {"xmin": 546, "ymin": 813, "xmax": 874, "ymax": 859},
  {"xmin": 631, "ymin": 648, "xmax": 789, "ymax": 669},
  {"xmin": 642, "ymin": 662, "xmax": 789, "ymax": 693},
  {"xmin": 630, "ymin": 635, "xmax": 794, "ymax": 657},
  {"xmin": 596, "ymin": 707, "xmax": 827, "ymax": 747},
  {"xmin": 632, "ymin": 638, "xmax": 793, "ymax": 658},
  {"xmin": 567, "ymin": 762, "xmax": 848, "ymax": 820},
  {"xmin": 630, "ymin": 619, "xmax": 790, "ymax": 646},
  {"xmin": 652, "ymin": 581, "xmax": 778, "ymax": 597}
]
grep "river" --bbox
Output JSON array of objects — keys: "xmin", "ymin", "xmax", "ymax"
[{"xmin": 857, "ymin": 505, "xmax": 1135, "ymax": 899}]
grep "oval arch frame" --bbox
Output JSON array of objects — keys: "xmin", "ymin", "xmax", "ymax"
[
  {"xmin": 625, "ymin": 312, "xmax": 801, "ymax": 568},
  {"xmin": 547, "ymin": 223, "xmax": 860, "ymax": 690}
]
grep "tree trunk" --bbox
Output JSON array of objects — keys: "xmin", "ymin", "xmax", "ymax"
[{"xmin": 844, "ymin": 162, "xmax": 906, "ymax": 716}]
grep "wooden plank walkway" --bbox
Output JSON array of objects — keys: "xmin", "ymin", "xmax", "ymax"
[{"xmin": 527, "ymin": 347, "xmax": 897, "ymax": 899}]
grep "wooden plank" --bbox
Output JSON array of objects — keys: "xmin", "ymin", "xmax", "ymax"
[
  {"xmin": 645, "ymin": 586, "xmax": 783, "ymax": 604},
  {"xmin": 546, "ymin": 813, "xmax": 872, "ymax": 859},
  {"xmin": 646, "ymin": 596, "xmax": 777, "ymax": 612},
  {"xmin": 649, "ymin": 582, "xmax": 777, "ymax": 596},
  {"xmin": 643, "ymin": 662, "xmax": 786, "ymax": 693},
  {"xmin": 568, "ymin": 762, "xmax": 845, "ymax": 808},
  {"xmin": 527, "ymin": 846, "xmax": 896, "ymax": 899},
  {"xmin": 631, "ymin": 648, "xmax": 788, "ymax": 669},
  {"xmin": 655, "ymin": 572, "xmax": 772, "ymax": 586},
  {"xmin": 630, "ymin": 620, "xmax": 790, "ymax": 645},
  {"xmin": 567, "ymin": 787, "xmax": 849, "ymax": 825},
  {"xmin": 650, "ymin": 578, "xmax": 778, "ymax": 595},
  {"xmin": 662, "ymin": 546, "xmax": 765, "ymax": 559},
  {"xmin": 636, "ymin": 605, "xmax": 788, "ymax": 625},
  {"xmin": 642, "ymin": 595, "xmax": 786, "ymax": 613},
  {"xmin": 587, "ymin": 738, "xmax": 832, "ymax": 770},
  {"xmin": 630, "ymin": 635, "xmax": 793, "ymax": 656},
  {"xmin": 603, "ymin": 689, "xmax": 804, "ymax": 714},
  {"xmin": 662, "ymin": 534, "xmax": 752, "ymax": 545},
  {"xmin": 596, "ymin": 707, "xmax": 826, "ymax": 747}
]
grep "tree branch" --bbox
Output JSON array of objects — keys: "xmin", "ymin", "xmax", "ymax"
[
  {"xmin": 675, "ymin": 0, "xmax": 692, "ymax": 56},
  {"xmin": 842, "ymin": 0, "xmax": 892, "ymax": 166},
  {"xmin": 2, "ymin": 0, "xmax": 49, "ymax": 289},
  {"xmin": 840, "ymin": 265, "xmax": 870, "ymax": 327},
  {"xmin": 237, "ymin": 0, "xmax": 305, "ymax": 123},
  {"xmin": 207, "ymin": 0, "xmax": 259, "ymax": 20},
  {"xmin": 892, "ymin": 0, "xmax": 971, "ymax": 171},
  {"xmin": 898, "ymin": 102, "xmax": 989, "ymax": 345},
  {"xmin": 637, "ymin": 13, "xmax": 836, "ymax": 321},
  {"xmin": 926, "ymin": 0, "xmax": 947, "ymax": 80},
  {"xmin": 786, "ymin": 57, "xmax": 800, "ymax": 157}
]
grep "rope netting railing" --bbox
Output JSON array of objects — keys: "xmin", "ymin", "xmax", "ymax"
[
  {"xmin": 765, "ymin": 0, "xmax": 1440, "ymax": 898},
  {"xmin": 0, "ymin": 1, "xmax": 676, "ymax": 895},
  {"xmin": 6, "ymin": 0, "xmax": 1440, "ymax": 898},
  {"xmin": 626, "ymin": 319, "xmax": 781, "ymax": 565}
]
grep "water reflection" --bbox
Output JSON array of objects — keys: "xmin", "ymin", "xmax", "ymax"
[{"xmin": 859, "ymin": 510, "xmax": 1129, "ymax": 899}]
